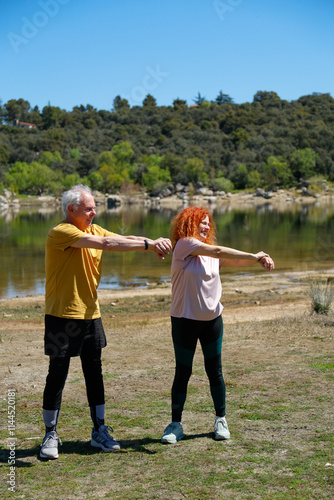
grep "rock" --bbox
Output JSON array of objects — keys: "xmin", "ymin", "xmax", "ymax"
[
  {"xmin": 175, "ymin": 183, "xmax": 185, "ymax": 192},
  {"xmin": 107, "ymin": 196, "xmax": 122, "ymax": 208},
  {"xmin": 0, "ymin": 195, "xmax": 9, "ymax": 206},
  {"xmin": 256, "ymin": 188, "xmax": 266, "ymax": 197},
  {"xmin": 2, "ymin": 189, "xmax": 12, "ymax": 199},
  {"xmin": 301, "ymin": 186, "xmax": 311, "ymax": 196},
  {"xmin": 159, "ymin": 188, "xmax": 172, "ymax": 198}
]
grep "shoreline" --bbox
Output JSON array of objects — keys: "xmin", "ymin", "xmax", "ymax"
[
  {"xmin": 1, "ymin": 188, "xmax": 334, "ymax": 214},
  {"xmin": 2, "ymin": 267, "xmax": 333, "ymax": 323}
]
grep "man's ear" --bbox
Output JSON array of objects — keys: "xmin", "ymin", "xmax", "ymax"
[{"xmin": 68, "ymin": 205, "xmax": 74, "ymax": 213}]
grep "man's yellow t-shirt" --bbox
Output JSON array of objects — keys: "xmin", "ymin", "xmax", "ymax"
[{"xmin": 45, "ymin": 222, "xmax": 116, "ymax": 319}]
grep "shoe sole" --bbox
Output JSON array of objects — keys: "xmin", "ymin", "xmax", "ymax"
[
  {"xmin": 161, "ymin": 433, "xmax": 184, "ymax": 444},
  {"xmin": 214, "ymin": 434, "xmax": 230, "ymax": 440},
  {"xmin": 91, "ymin": 440, "xmax": 120, "ymax": 451},
  {"xmin": 40, "ymin": 452, "xmax": 59, "ymax": 459}
]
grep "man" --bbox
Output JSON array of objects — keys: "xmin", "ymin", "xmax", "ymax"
[{"xmin": 40, "ymin": 184, "xmax": 171, "ymax": 459}]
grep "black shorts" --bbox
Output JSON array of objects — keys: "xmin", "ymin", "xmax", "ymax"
[{"xmin": 44, "ymin": 315, "xmax": 107, "ymax": 358}]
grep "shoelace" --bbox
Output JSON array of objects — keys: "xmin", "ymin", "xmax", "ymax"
[
  {"xmin": 166, "ymin": 423, "xmax": 179, "ymax": 432},
  {"xmin": 100, "ymin": 425, "xmax": 115, "ymax": 437},
  {"xmin": 43, "ymin": 434, "xmax": 62, "ymax": 446}
]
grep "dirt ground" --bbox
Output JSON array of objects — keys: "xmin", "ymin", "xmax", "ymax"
[{"xmin": 0, "ymin": 267, "xmax": 332, "ymax": 397}]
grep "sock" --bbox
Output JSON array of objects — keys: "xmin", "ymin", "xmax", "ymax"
[
  {"xmin": 43, "ymin": 409, "xmax": 60, "ymax": 433},
  {"xmin": 90, "ymin": 404, "xmax": 105, "ymax": 431},
  {"xmin": 215, "ymin": 415, "xmax": 225, "ymax": 422}
]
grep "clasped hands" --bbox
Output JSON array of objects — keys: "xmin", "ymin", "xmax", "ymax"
[{"xmin": 152, "ymin": 238, "xmax": 172, "ymax": 260}]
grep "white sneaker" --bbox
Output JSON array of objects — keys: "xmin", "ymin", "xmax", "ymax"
[
  {"xmin": 161, "ymin": 422, "xmax": 184, "ymax": 444},
  {"xmin": 91, "ymin": 425, "xmax": 120, "ymax": 451},
  {"xmin": 40, "ymin": 431, "xmax": 62, "ymax": 459},
  {"xmin": 214, "ymin": 416, "xmax": 230, "ymax": 440}
]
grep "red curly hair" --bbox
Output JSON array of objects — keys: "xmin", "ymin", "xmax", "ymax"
[{"xmin": 170, "ymin": 206, "xmax": 217, "ymax": 248}]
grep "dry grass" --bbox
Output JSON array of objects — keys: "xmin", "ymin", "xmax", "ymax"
[{"xmin": 309, "ymin": 280, "xmax": 334, "ymax": 314}]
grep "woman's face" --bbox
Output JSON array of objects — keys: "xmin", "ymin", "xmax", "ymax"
[{"xmin": 197, "ymin": 215, "xmax": 210, "ymax": 241}]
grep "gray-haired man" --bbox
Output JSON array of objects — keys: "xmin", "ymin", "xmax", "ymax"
[{"xmin": 40, "ymin": 185, "xmax": 171, "ymax": 459}]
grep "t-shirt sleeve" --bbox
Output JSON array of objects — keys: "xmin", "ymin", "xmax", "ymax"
[
  {"xmin": 173, "ymin": 237, "xmax": 204, "ymax": 261},
  {"xmin": 46, "ymin": 223, "xmax": 118, "ymax": 251},
  {"xmin": 46, "ymin": 223, "xmax": 85, "ymax": 251},
  {"xmin": 90, "ymin": 225, "xmax": 117, "ymax": 238}
]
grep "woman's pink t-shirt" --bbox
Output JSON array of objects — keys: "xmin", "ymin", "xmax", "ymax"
[{"xmin": 170, "ymin": 237, "xmax": 223, "ymax": 321}]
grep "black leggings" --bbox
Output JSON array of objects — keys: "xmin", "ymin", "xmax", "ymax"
[
  {"xmin": 43, "ymin": 337, "xmax": 105, "ymax": 411},
  {"xmin": 171, "ymin": 315, "xmax": 226, "ymax": 422}
]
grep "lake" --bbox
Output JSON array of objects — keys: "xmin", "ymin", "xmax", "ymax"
[{"xmin": 1, "ymin": 202, "xmax": 334, "ymax": 299}]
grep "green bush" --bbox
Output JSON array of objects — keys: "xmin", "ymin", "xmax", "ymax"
[{"xmin": 213, "ymin": 176, "xmax": 234, "ymax": 192}]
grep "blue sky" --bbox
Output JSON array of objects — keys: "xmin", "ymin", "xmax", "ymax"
[{"xmin": 1, "ymin": 0, "xmax": 333, "ymax": 111}]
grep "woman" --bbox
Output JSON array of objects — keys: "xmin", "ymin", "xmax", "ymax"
[{"xmin": 161, "ymin": 206, "xmax": 274, "ymax": 444}]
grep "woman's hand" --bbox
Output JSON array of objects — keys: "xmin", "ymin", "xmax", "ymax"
[{"xmin": 255, "ymin": 253, "xmax": 275, "ymax": 271}]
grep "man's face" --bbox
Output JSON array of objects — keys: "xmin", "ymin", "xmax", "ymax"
[{"xmin": 70, "ymin": 193, "xmax": 96, "ymax": 230}]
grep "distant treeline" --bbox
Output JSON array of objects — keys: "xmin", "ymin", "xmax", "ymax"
[{"xmin": 0, "ymin": 91, "xmax": 333, "ymax": 195}]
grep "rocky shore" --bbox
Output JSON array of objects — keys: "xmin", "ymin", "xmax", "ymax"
[{"xmin": 1, "ymin": 184, "xmax": 334, "ymax": 213}]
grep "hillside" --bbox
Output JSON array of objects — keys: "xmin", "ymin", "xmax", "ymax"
[{"xmin": 0, "ymin": 91, "xmax": 333, "ymax": 195}]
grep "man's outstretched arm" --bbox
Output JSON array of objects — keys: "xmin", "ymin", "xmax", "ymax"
[{"xmin": 71, "ymin": 234, "xmax": 172, "ymax": 259}]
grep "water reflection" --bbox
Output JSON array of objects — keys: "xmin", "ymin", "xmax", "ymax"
[{"xmin": 0, "ymin": 203, "xmax": 333, "ymax": 299}]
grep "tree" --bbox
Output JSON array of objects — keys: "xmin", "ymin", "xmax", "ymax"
[
  {"xmin": 247, "ymin": 170, "xmax": 262, "ymax": 189},
  {"xmin": 263, "ymin": 156, "xmax": 292, "ymax": 187},
  {"xmin": 0, "ymin": 145, "xmax": 9, "ymax": 164},
  {"xmin": 40, "ymin": 150, "xmax": 63, "ymax": 168},
  {"xmin": 97, "ymin": 142, "xmax": 135, "ymax": 191},
  {"xmin": 253, "ymin": 91, "xmax": 280, "ymax": 102},
  {"xmin": 28, "ymin": 162, "xmax": 56, "ymax": 194},
  {"xmin": 193, "ymin": 92, "xmax": 206, "ymax": 105},
  {"xmin": 113, "ymin": 95, "xmax": 130, "ymax": 112},
  {"xmin": 173, "ymin": 99, "xmax": 187, "ymax": 111},
  {"xmin": 5, "ymin": 161, "xmax": 55, "ymax": 194},
  {"xmin": 0, "ymin": 100, "xmax": 5, "ymax": 124},
  {"xmin": 98, "ymin": 165, "xmax": 124, "ymax": 192},
  {"xmin": 252, "ymin": 91, "xmax": 282, "ymax": 108},
  {"xmin": 184, "ymin": 158, "xmax": 208, "ymax": 184},
  {"xmin": 142, "ymin": 160, "xmax": 171, "ymax": 191},
  {"xmin": 290, "ymin": 148, "xmax": 318, "ymax": 180},
  {"xmin": 4, "ymin": 98, "xmax": 31, "ymax": 123},
  {"xmin": 231, "ymin": 128, "xmax": 249, "ymax": 145},
  {"xmin": 232, "ymin": 164, "xmax": 248, "ymax": 189},
  {"xmin": 70, "ymin": 149, "xmax": 81, "ymax": 159},
  {"xmin": 212, "ymin": 176, "xmax": 234, "ymax": 192},
  {"xmin": 88, "ymin": 171, "xmax": 104, "ymax": 191},
  {"xmin": 143, "ymin": 94, "xmax": 157, "ymax": 108},
  {"xmin": 41, "ymin": 105, "xmax": 63, "ymax": 129},
  {"xmin": 5, "ymin": 162, "xmax": 31, "ymax": 192},
  {"xmin": 215, "ymin": 91, "xmax": 233, "ymax": 105}
]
